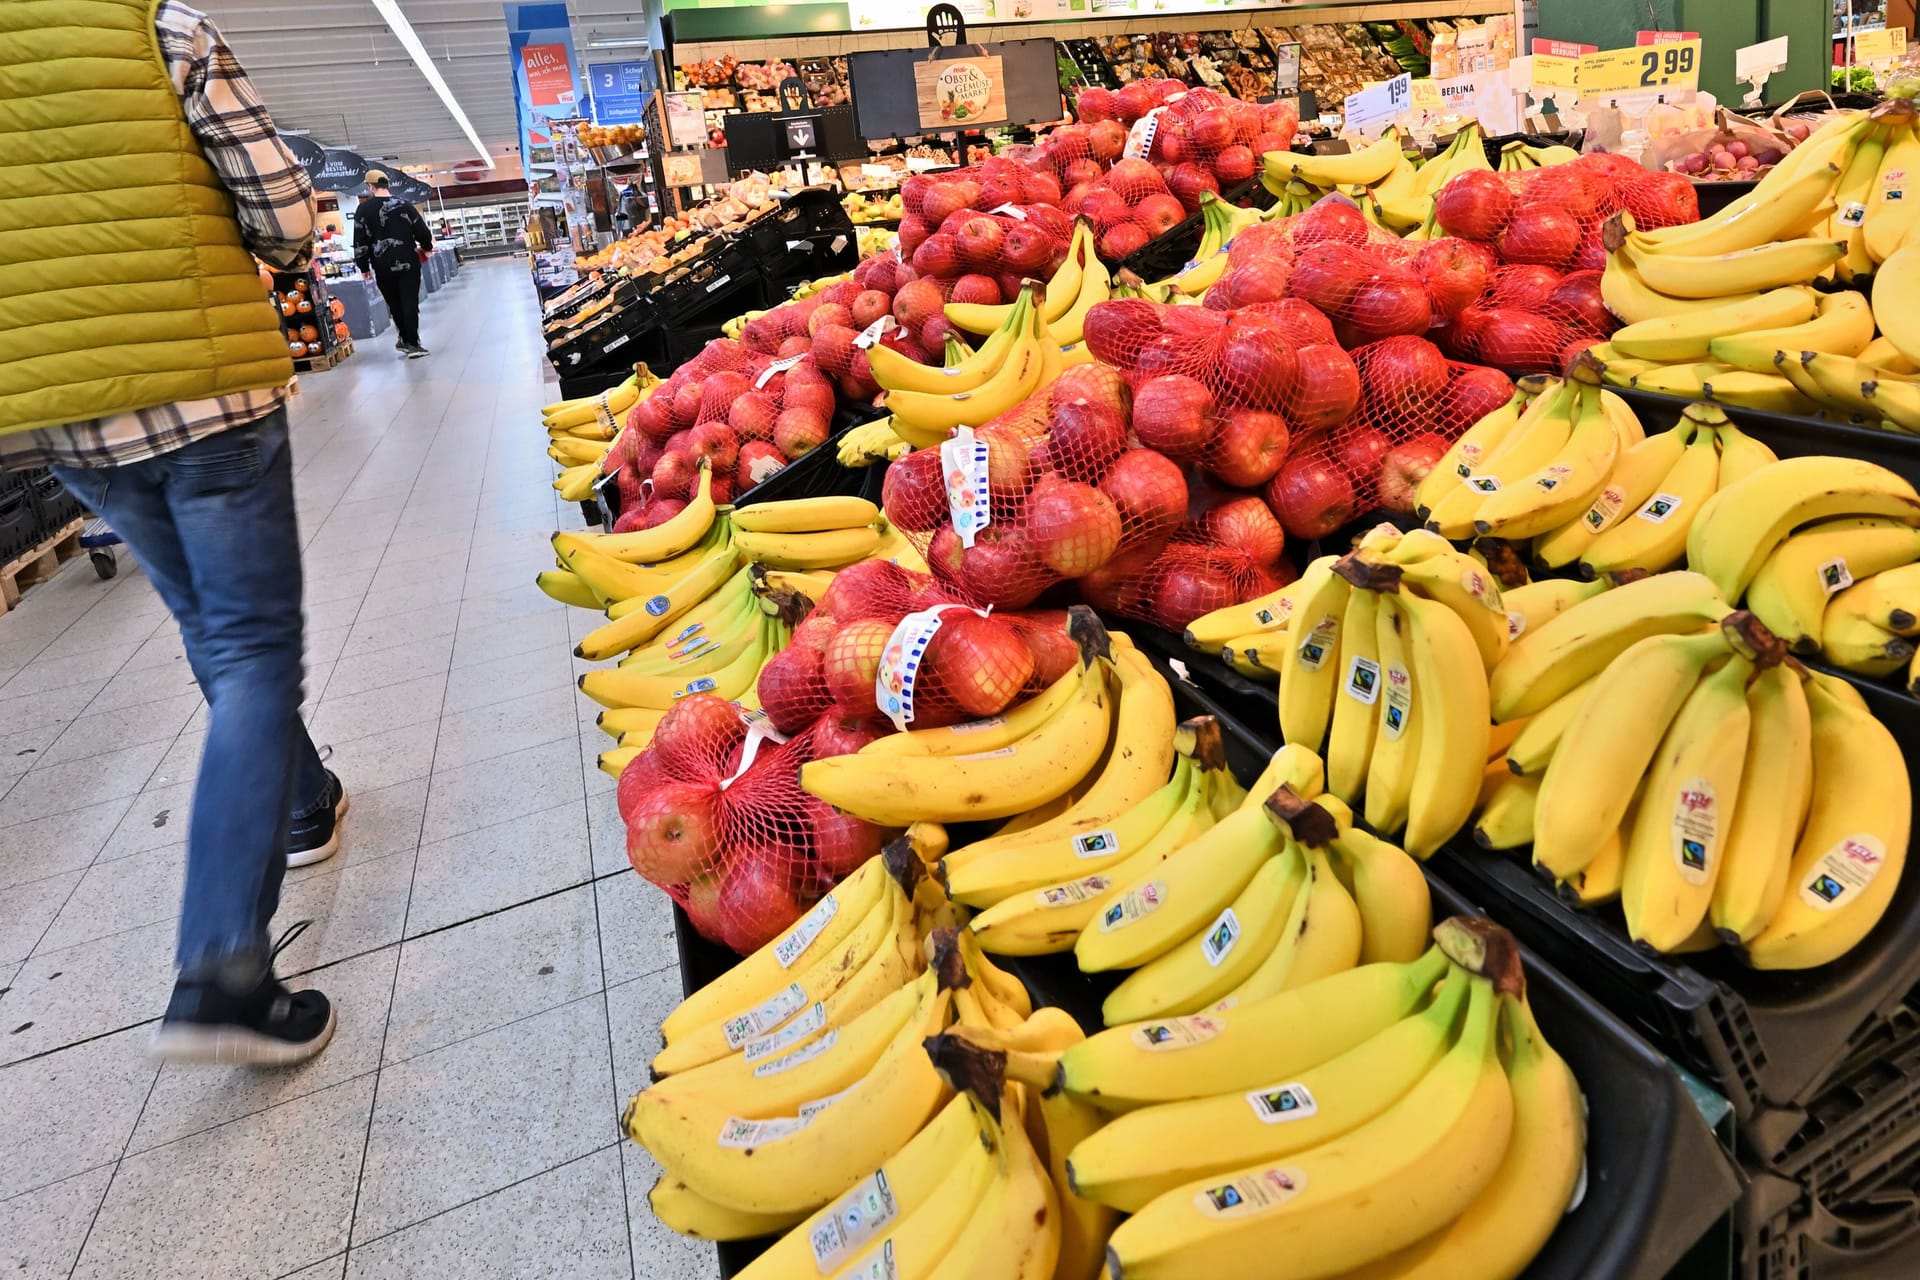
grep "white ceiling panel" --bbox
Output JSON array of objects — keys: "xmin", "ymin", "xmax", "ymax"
[{"xmin": 193, "ymin": 0, "xmax": 654, "ymax": 170}]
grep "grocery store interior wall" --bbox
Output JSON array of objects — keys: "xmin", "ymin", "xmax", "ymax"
[{"xmin": 195, "ymin": 1, "xmax": 656, "ymax": 172}]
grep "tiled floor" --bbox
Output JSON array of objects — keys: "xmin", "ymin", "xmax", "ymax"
[{"xmin": 0, "ymin": 260, "xmax": 720, "ymax": 1280}]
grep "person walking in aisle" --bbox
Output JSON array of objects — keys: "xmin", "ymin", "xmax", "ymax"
[
  {"xmin": 353, "ymin": 170, "xmax": 434, "ymax": 358},
  {"xmin": 0, "ymin": 0, "xmax": 347, "ymax": 1066}
]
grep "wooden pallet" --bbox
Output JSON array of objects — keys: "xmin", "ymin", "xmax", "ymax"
[
  {"xmin": 294, "ymin": 337, "xmax": 352, "ymax": 373},
  {"xmin": 0, "ymin": 518, "xmax": 84, "ymax": 616}
]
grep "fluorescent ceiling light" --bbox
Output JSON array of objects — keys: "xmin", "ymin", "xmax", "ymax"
[
  {"xmin": 588, "ymin": 32, "xmax": 651, "ymax": 49},
  {"xmin": 368, "ymin": 0, "xmax": 495, "ymax": 169}
]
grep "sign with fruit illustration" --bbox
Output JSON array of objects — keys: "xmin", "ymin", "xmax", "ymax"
[{"xmin": 914, "ymin": 55, "xmax": 1005, "ymax": 131}]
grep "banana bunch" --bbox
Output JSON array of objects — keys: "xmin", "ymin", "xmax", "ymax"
[
  {"xmin": 1496, "ymin": 140, "xmax": 1580, "ymax": 172},
  {"xmin": 1486, "ymin": 571, "xmax": 1911, "ymax": 965},
  {"xmin": 546, "ymin": 369, "xmax": 661, "ymax": 499},
  {"xmin": 1182, "ymin": 575, "xmax": 1314, "ymax": 682},
  {"xmin": 877, "ymin": 283, "xmax": 1054, "ymax": 450},
  {"xmin": 842, "ymin": 190, "xmax": 905, "ymax": 223},
  {"xmin": 1023, "ymin": 916, "xmax": 1584, "ymax": 1280},
  {"xmin": 1066, "ymin": 742, "xmax": 1432, "ymax": 1029},
  {"xmin": 1389, "ymin": 123, "xmax": 1495, "ymax": 237},
  {"xmin": 1262, "ymin": 124, "xmax": 1494, "ymax": 237},
  {"xmin": 959, "ymin": 715, "xmax": 1237, "ymax": 955},
  {"xmin": 1140, "ymin": 191, "xmax": 1263, "ymax": 302},
  {"xmin": 1594, "ymin": 99, "xmax": 1920, "ymax": 425},
  {"xmin": 1420, "ymin": 365, "xmax": 1643, "ymax": 543},
  {"xmin": 802, "ymin": 609, "xmax": 1138, "ymax": 827},
  {"xmin": 731, "ymin": 495, "xmax": 895, "ymax": 571},
  {"xmin": 1690, "ymin": 455, "xmax": 1920, "ymax": 688},
  {"xmin": 940, "ymin": 215, "xmax": 1110, "ymax": 344},
  {"xmin": 835, "ymin": 416, "xmax": 910, "ymax": 467},
  {"xmin": 1531, "ymin": 401, "xmax": 1778, "ymax": 578},
  {"xmin": 1271, "ymin": 527, "xmax": 1499, "ymax": 859}
]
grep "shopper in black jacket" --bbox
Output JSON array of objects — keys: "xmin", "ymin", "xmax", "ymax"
[{"xmin": 353, "ymin": 170, "xmax": 434, "ymax": 357}]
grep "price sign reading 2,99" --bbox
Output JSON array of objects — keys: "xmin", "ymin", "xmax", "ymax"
[
  {"xmin": 1578, "ymin": 38, "xmax": 1702, "ymax": 97},
  {"xmin": 1639, "ymin": 41, "xmax": 1697, "ymax": 86}
]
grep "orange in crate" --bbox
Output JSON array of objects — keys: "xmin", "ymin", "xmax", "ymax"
[
  {"xmin": 287, "ymin": 338, "xmax": 305, "ymax": 355},
  {"xmin": 299, "ymin": 324, "xmax": 319, "ymax": 342},
  {"xmin": 279, "ymin": 298, "xmax": 296, "ymax": 316},
  {"xmin": 295, "ymin": 297, "xmax": 313, "ymax": 313},
  {"xmin": 332, "ymin": 322, "xmax": 350, "ymax": 341}
]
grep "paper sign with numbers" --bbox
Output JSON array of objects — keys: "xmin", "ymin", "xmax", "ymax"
[
  {"xmin": 1344, "ymin": 73, "xmax": 1411, "ymax": 136},
  {"xmin": 1857, "ymin": 28, "xmax": 1909, "ymax": 64},
  {"xmin": 1532, "ymin": 54, "xmax": 1579, "ymax": 90},
  {"xmin": 1408, "ymin": 78, "xmax": 1442, "ymax": 111},
  {"xmin": 1579, "ymin": 39, "xmax": 1701, "ymax": 96}
]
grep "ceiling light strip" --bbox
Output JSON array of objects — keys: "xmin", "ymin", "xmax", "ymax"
[{"xmin": 368, "ymin": 0, "xmax": 496, "ymax": 168}]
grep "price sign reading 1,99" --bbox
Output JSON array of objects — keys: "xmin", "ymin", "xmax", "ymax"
[{"xmin": 1578, "ymin": 38, "xmax": 1702, "ymax": 96}]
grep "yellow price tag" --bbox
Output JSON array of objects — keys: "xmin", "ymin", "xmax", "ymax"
[
  {"xmin": 1532, "ymin": 54, "xmax": 1579, "ymax": 90},
  {"xmin": 1578, "ymin": 38, "xmax": 1701, "ymax": 96},
  {"xmin": 1857, "ymin": 27, "xmax": 1908, "ymax": 64},
  {"xmin": 1409, "ymin": 78, "xmax": 1442, "ymax": 110}
]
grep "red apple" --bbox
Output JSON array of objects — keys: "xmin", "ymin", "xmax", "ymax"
[
  {"xmin": 1205, "ymin": 495, "xmax": 1287, "ymax": 566},
  {"xmin": 1266, "ymin": 448, "xmax": 1358, "ymax": 539},
  {"xmin": 1132, "ymin": 374, "xmax": 1216, "ymax": 462},
  {"xmin": 1209, "ymin": 408, "xmax": 1291, "ymax": 487},
  {"xmin": 1026, "ymin": 478, "xmax": 1123, "ymax": 577},
  {"xmin": 774, "ymin": 407, "xmax": 830, "ymax": 458},
  {"xmin": 1101, "ymin": 448, "xmax": 1189, "ymax": 548},
  {"xmin": 626, "ymin": 781, "xmax": 721, "ymax": 884}
]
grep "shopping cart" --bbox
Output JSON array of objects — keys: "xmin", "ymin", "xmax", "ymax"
[{"xmin": 78, "ymin": 518, "xmax": 119, "ymax": 579}]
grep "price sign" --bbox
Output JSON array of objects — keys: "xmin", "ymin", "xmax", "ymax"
[
  {"xmin": 1409, "ymin": 78, "xmax": 1442, "ymax": 112},
  {"xmin": 1579, "ymin": 39, "xmax": 1701, "ymax": 96},
  {"xmin": 1344, "ymin": 73, "xmax": 1412, "ymax": 136},
  {"xmin": 1532, "ymin": 54, "xmax": 1579, "ymax": 90},
  {"xmin": 1636, "ymin": 30, "xmax": 1700, "ymax": 45},
  {"xmin": 1857, "ymin": 27, "xmax": 1909, "ymax": 64}
]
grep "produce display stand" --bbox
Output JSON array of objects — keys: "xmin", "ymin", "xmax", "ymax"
[
  {"xmin": 1609, "ymin": 387, "xmax": 1920, "ymax": 492},
  {"xmin": 661, "ymin": 628, "xmax": 1747, "ymax": 1280}
]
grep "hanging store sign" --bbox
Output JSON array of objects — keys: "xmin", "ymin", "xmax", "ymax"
[{"xmin": 913, "ymin": 55, "xmax": 1006, "ymax": 131}]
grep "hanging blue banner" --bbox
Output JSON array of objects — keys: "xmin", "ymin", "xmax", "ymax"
[
  {"xmin": 503, "ymin": 2, "xmax": 587, "ymax": 201},
  {"xmin": 587, "ymin": 60, "xmax": 654, "ymax": 125}
]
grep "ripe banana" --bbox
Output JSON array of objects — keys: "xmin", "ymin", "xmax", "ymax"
[
  {"xmin": 1610, "ymin": 287, "xmax": 1819, "ymax": 363},
  {"xmin": 1396, "ymin": 591, "xmax": 1491, "ymax": 860},
  {"xmin": 1324, "ymin": 588, "xmax": 1382, "ymax": 804},
  {"xmin": 1536, "ymin": 418, "xmax": 1693, "ymax": 570},
  {"xmin": 1874, "ymin": 240, "xmax": 1920, "ymax": 365},
  {"xmin": 1266, "ymin": 129, "xmax": 1403, "ymax": 187},
  {"xmin": 1707, "ymin": 289, "xmax": 1876, "ymax": 373},
  {"xmin": 1185, "ymin": 577, "xmax": 1312, "ymax": 651},
  {"xmin": 1579, "ymin": 424, "xmax": 1720, "ymax": 578},
  {"xmin": 1363, "ymin": 595, "xmax": 1423, "ymax": 836},
  {"xmin": 1686, "ymin": 455, "xmax": 1920, "ymax": 602},
  {"xmin": 1501, "ymin": 577, "xmax": 1609, "ymax": 643},
  {"xmin": 1502, "ymin": 678, "xmax": 1594, "ymax": 778},
  {"xmin": 1746, "ymin": 516, "xmax": 1920, "ymax": 651},
  {"xmin": 1711, "ymin": 665, "xmax": 1813, "ymax": 944},
  {"xmin": 573, "ymin": 554, "xmax": 747, "ymax": 664},
  {"xmin": 1276, "ymin": 556, "xmax": 1350, "ymax": 751},
  {"xmin": 583, "ymin": 466, "xmax": 718, "ymax": 564},
  {"xmin": 1744, "ymin": 676, "xmax": 1911, "ymax": 969},
  {"xmin": 1335, "ymin": 826, "xmax": 1432, "ymax": 965},
  {"xmin": 731, "ymin": 496, "xmax": 877, "ymax": 534}
]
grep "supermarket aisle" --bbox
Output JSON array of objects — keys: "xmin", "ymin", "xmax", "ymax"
[{"xmin": 0, "ymin": 259, "xmax": 718, "ymax": 1280}]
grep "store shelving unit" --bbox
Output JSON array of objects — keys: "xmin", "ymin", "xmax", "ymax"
[{"xmin": 432, "ymin": 201, "xmax": 528, "ymax": 257}]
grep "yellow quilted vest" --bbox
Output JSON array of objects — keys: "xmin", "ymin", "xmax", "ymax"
[{"xmin": 0, "ymin": 0, "xmax": 295, "ymax": 436}]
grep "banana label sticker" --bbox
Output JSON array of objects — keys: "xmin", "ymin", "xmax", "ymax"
[
  {"xmin": 1038, "ymin": 875, "xmax": 1112, "ymax": 908},
  {"xmin": 742, "ymin": 1002, "xmax": 827, "ymax": 1062},
  {"xmin": 1817, "ymin": 557, "xmax": 1854, "ymax": 595},
  {"xmin": 1100, "ymin": 880, "xmax": 1167, "ymax": 931},
  {"xmin": 1073, "ymin": 829, "xmax": 1121, "ymax": 859},
  {"xmin": 1343, "ymin": 656, "xmax": 1382, "ymax": 706},
  {"xmin": 1669, "ymin": 778, "xmax": 1718, "ymax": 886},
  {"xmin": 716, "ymin": 1112, "xmax": 813, "ymax": 1149},
  {"xmin": 1254, "ymin": 599, "xmax": 1295, "ymax": 627},
  {"xmin": 1200, "ymin": 908, "xmax": 1243, "ymax": 967},
  {"xmin": 1467, "ymin": 473, "xmax": 1502, "ymax": 493},
  {"xmin": 1195, "ymin": 1167, "xmax": 1306, "ymax": 1220},
  {"xmin": 799, "ymin": 1085, "xmax": 856, "ymax": 1120},
  {"xmin": 644, "ymin": 594, "xmax": 672, "ymax": 616},
  {"xmin": 723, "ymin": 982, "xmax": 809, "ymax": 1048},
  {"xmin": 1382, "ymin": 663, "xmax": 1414, "ymax": 740},
  {"xmin": 810, "ymin": 1171, "xmax": 901, "ymax": 1272},
  {"xmin": 774, "ymin": 893, "xmax": 841, "ymax": 969},
  {"xmin": 1506, "ymin": 610, "xmax": 1527, "ymax": 641},
  {"xmin": 1131, "ymin": 1014, "xmax": 1223, "ymax": 1052},
  {"xmin": 753, "ymin": 1028, "xmax": 839, "ymax": 1078},
  {"xmin": 1459, "ymin": 567, "xmax": 1498, "ymax": 608},
  {"xmin": 1799, "ymin": 834, "xmax": 1887, "ymax": 910},
  {"xmin": 947, "ymin": 715, "xmax": 1008, "ymax": 734},
  {"xmin": 1297, "ymin": 614, "xmax": 1340, "ymax": 673},
  {"xmin": 840, "ymin": 1241, "xmax": 898, "ymax": 1280},
  {"xmin": 1636, "ymin": 493, "xmax": 1683, "ymax": 524},
  {"xmin": 1584, "ymin": 483, "xmax": 1629, "ymax": 531},
  {"xmin": 1840, "ymin": 201, "xmax": 1869, "ymax": 228},
  {"xmin": 1246, "ymin": 1083, "xmax": 1319, "ymax": 1124},
  {"xmin": 1532, "ymin": 464, "xmax": 1572, "ymax": 493}
]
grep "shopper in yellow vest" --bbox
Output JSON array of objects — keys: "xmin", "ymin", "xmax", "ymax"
[{"xmin": 0, "ymin": 0, "xmax": 347, "ymax": 1066}]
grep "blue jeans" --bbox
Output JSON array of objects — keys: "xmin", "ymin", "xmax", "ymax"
[{"xmin": 53, "ymin": 408, "xmax": 330, "ymax": 985}]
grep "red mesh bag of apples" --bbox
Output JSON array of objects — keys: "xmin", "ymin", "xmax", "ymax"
[
  {"xmin": 619, "ymin": 698, "xmax": 895, "ymax": 954},
  {"xmin": 1426, "ymin": 156, "xmax": 1699, "ymax": 374},
  {"xmin": 1148, "ymin": 87, "xmax": 1298, "ymax": 205},
  {"xmin": 903, "ymin": 204, "xmax": 1075, "ymax": 311},
  {"xmin": 1079, "ymin": 526, "xmax": 1298, "ymax": 633},
  {"xmin": 1064, "ymin": 157, "xmax": 1194, "ymax": 262}
]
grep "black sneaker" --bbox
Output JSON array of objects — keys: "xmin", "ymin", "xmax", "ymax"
[
  {"xmin": 405, "ymin": 344, "xmax": 429, "ymax": 360},
  {"xmin": 288, "ymin": 769, "xmax": 349, "ymax": 868},
  {"xmin": 149, "ymin": 923, "xmax": 337, "ymax": 1066}
]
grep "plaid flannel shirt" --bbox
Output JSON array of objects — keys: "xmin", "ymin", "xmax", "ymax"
[{"xmin": 0, "ymin": 0, "xmax": 316, "ymax": 469}]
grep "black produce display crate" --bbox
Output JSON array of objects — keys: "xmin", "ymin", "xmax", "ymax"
[
  {"xmin": 1113, "ymin": 177, "xmax": 1270, "ymax": 281},
  {"xmin": 744, "ymin": 189, "xmax": 861, "ymax": 293},
  {"xmin": 555, "ymin": 366, "xmax": 639, "ymax": 403},
  {"xmin": 1149, "ymin": 630, "xmax": 1920, "ymax": 1159},
  {"xmin": 1609, "ymin": 386, "xmax": 1920, "ymax": 492},
  {"xmin": 1740, "ymin": 1003, "xmax": 1920, "ymax": 1279},
  {"xmin": 657, "ymin": 629, "xmax": 1744, "ymax": 1280},
  {"xmin": 0, "ymin": 478, "xmax": 41, "ymax": 563},
  {"xmin": 24, "ymin": 468, "xmax": 83, "ymax": 542}
]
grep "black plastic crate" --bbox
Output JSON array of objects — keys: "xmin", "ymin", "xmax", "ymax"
[
  {"xmin": 1735, "ymin": 1002, "xmax": 1920, "ymax": 1279},
  {"xmin": 0, "ymin": 485, "xmax": 42, "ymax": 563},
  {"xmin": 1113, "ymin": 177, "xmax": 1269, "ymax": 280},
  {"xmin": 25, "ymin": 468, "xmax": 83, "ymax": 540}
]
